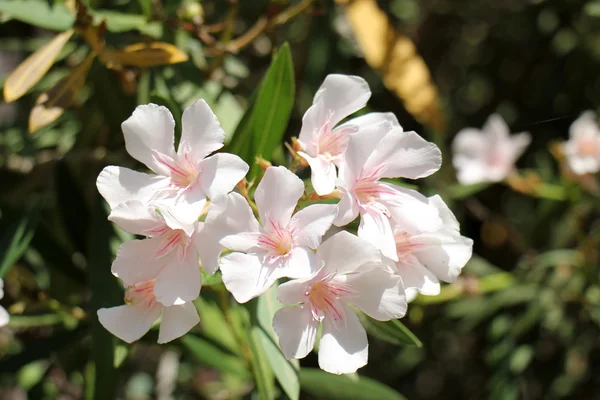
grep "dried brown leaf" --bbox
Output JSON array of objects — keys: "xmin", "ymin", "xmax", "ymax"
[
  {"xmin": 4, "ymin": 29, "xmax": 74, "ymax": 103},
  {"xmin": 100, "ymin": 42, "xmax": 188, "ymax": 70},
  {"xmin": 28, "ymin": 53, "xmax": 95, "ymax": 132},
  {"xmin": 344, "ymin": 0, "xmax": 444, "ymax": 132}
]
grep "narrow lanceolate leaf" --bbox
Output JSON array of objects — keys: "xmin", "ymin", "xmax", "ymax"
[
  {"xmin": 299, "ymin": 368, "xmax": 407, "ymax": 400},
  {"xmin": 3, "ymin": 29, "xmax": 74, "ymax": 103},
  {"xmin": 87, "ymin": 197, "xmax": 123, "ymax": 400},
  {"xmin": 359, "ymin": 314, "xmax": 423, "ymax": 347},
  {"xmin": 257, "ymin": 283, "xmax": 283, "ymax": 343},
  {"xmin": 257, "ymin": 329, "xmax": 300, "ymax": 400},
  {"xmin": 248, "ymin": 327, "xmax": 276, "ymax": 400},
  {"xmin": 29, "ymin": 53, "xmax": 95, "ymax": 132},
  {"xmin": 0, "ymin": 207, "xmax": 41, "ymax": 278},
  {"xmin": 181, "ymin": 335, "xmax": 250, "ymax": 377},
  {"xmin": 344, "ymin": 0, "xmax": 444, "ymax": 132},
  {"xmin": 228, "ymin": 42, "xmax": 295, "ymax": 177},
  {"xmin": 100, "ymin": 42, "xmax": 188, "ymax": 70}
]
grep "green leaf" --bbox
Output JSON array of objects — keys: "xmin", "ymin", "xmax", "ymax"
[
  {"xmin": 194, "ymin": 295, "xmax": 241, "ymax": 354},
  {"xmin": 181, "ymin": 334, "xmax": 250, "ymax": 377},
  {"xmin": 359, "ymin": 314, "xmax": 422, "ymax": 347},
  {"xmin": 257, "ymin": 282, "xmax": 283, "ymax": 342},
  {"xmin": 228, "ymin": 43, "xmax": 295, "ymax": 177},
  {"xmin": 92, "ymin": 10, "xmax": 162, "ymax": 37},
  {"xmin": 447, "ymin": 182, "xmax": 490, "ymax": 199},
  {"xmin": 256, "ymin": 329, "xmax": 299, "ymax": 400},
  {"xmin": 0, "ymin": 0, "xmax": 74, "ymax": 31},
  {"xmin": 86, "ymin": 197, "xmax": 124, "ymax": 399},
  {"xmin": 299, "ymin": 368, "xmax": 407, "ymax": 400},
  {"xmin": 0, "ymin": 206, "xmax": 40, "ymax": 278},
  {"xmin": 248, "ymin": 327, "xmax": 276, "ymax": 400}
]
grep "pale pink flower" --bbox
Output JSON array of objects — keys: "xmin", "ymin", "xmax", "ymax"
[
  {"xmin": 334, "ymin": 124, "xmax": 443, "ymax": 261},
  {"xmin": 108, "ymin": 201, "xmax": 219, "ymax": 307},
  {"xmin": 97, "ymin": 100, "xmax": 249, "ymax": 232},
  {"xmin": 564, "ymin": 111, "xmax": 600, "ymax": 175},
  {"xmin": 298, "ymin": 74, "xmax": 400, "ymax": 195},
  {"xmin": 0, "ymin": 279, "xmax": 9, "ymax": 327},
  {"xmin": 211, "ymin": 166, "xmax": 337, "ymax": 303},
  {"xmin": 381, "ymin": 195, "xmax": 473, "ymax": 299},
  {"xmin": 98, "ymin": 279, "xmax": 199, "ymax": 344},
  {"xmin": 272, "ymin": 231, "xmax": 406, "ymax": 375},
  {"xmin": 452, "ymin": 114, "xmax": 531, "ymax": 185}
]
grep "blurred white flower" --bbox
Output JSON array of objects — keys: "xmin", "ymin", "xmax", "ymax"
[
  {"xmin": 272, "ymin": 231, "xmax": 406, "ymax": 375},
  {"xmin": 0, "ymin": 279, "xmax": 9, "ymax": 327},
  {"xmin": 297, "ymin": 74, "xmax": 399, "ymax": 195},
  {"xmin": 564, "ymin": 111, "xmax": 600, "ymax": 175},
  {"xmin": 381, "ymin": 195, "xmax": 473, "ymax": 298},
  {"xmin": 212, "ymin": 166, "xmax": 337, "ymax": 303},
  {"xmin": 96, "ymin": 99, "xmax": 248, "ymax": 232},
  {"xmin": 452, "ymin": 114, "xmax": 531, "ymax": 185},
  {"xmin": 98, "ymin": 279, "xmax": 199, "ymax": 344},
  {"xmin": 334, "ymin": 122, "xmax": 443, "ymax": 261}
]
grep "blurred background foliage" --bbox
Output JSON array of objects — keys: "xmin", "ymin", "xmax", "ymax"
[{"xmin": 1, "ymin": 0, "xmax": 600, "ymax": 399}]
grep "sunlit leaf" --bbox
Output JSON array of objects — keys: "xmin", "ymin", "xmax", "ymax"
[
  {"xmin": 3, "ymin": 29, "xmax": 74, "ymax": 103},
  {"xmin": 194, "ymin": 296, "xmax": 241, "ymax": 354},
  {"xmin": 29, "ymin": 53, "xmax": 95, "ymax": 132},
  {"xmin": 101, "ymin": 42, "xmax": 188, "ymax": 70},
  {"xmin": 344, "ymin": 0, "xmax": 444, "ymax": 131},
  {"xmin": 0, "ymin": 0, "xmax": 74, "ymax": 31},
  {"xmin": 359, "ymin": 314, "xmax": 422, "ymax": 347},
  {"xmin": 299, "ymin": 368, "xmax": 407, "ymax": 400},
  {"xmin": 181, "ymin": 335, "xmax": 250, "ymax": 377},
  {"xmin": 257, "ymin": 282, "xmax": 283, "ymax": 343},
  {"xmin": 228, "ymin": 43, "xmax": 295, "ymax": 177},
  {"xmin": 248, "ymin": 327, "xmax": 276, "ymax": 400},
  {"xmin": 93, "ymin": 10, "xmax": 162, "ymax": 37},
  {"xmin": 256, "ymin": 328, "xmax": 299, "ymax": 400}
]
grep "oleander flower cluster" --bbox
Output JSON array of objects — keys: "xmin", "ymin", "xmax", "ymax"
[
  {"xmin": 563, "ymin": 111, "xmax": 600, "ymax": 175},
  {"xmin": 97, "ymin": 74, "xmax": 473, "ymax": 375}
]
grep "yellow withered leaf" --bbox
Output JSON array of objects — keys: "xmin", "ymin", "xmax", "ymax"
[
  {"xmin": 29, "ymin": 53, "xmax": 95, "ymax": 133},
  {"xmin": 99, "ymin": 42, "xmax": 188, "ymax": 70},
  {"xmin": 343, "ymin": 0, "xmax": 444, "ymax": 132},
  {"xmin": 4, "ymin": 29, "xmax": 75, "ymax": 103}
]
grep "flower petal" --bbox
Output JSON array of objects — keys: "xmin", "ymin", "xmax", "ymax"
[
  {"xmin": 111, "ymin": 239, "xmax": 166, "ymax": 286},
  {"xmin": 340, "ymin": 125, "xmax": 390, "ymax": 183},
  {"xmin": 154, "ymin": 252, "xmax": 201, "ymax": 306},
  {"xmin": 337, "ymin": 111, "xmax": 401, "ymax": 132},
  {"xmin": 396, "ymin": 262, "xmax": 441, "ymax": 296},
  {"xmin": 97, "ymin": 303, "xmax": 161, "ymax": 343},
  {"xmin": 382, "ymin": 183, "xmax": 442, "ymax": 233},
  {"xmin": 220, "ymin": 232, "xmax": 261, "ymax": 252},
  {"xmin": 483, "ymin": 113, "xmax": 510, "ymax": 142},
  {"xmin": 279, "ymin": 246, "xmax": 318, "ymax": 279},
  {"xmin": 413, "ymin": 232, "xmax": 473, "ymax": 283},
  {"xmin": 318, "ymin": 307, "xmax": 368, "ymax": 375},
  {"xmin": 357, "ymin": 207, "xmax": 398, "ymax": 261},
  {"xmin": 207, "ymin": 193, "xmax": 260, "ymax": 242},
  {"xmin": 509, "ymin": 132, "xmax": 531, "ymax": 160},
  {"xmin": 255, "ymin": 166, "xmax": 304, "ymax": 226},
  {"xmin": 332, "ymin": 188, "xmax": 359, "ymax": 227},
  {"xmin": 220, "ymin": 253, "xmax": 277, "ymax": 303},
  {"xmin": 0, "ymin": 305, "xmax": 9, "ymax": 327},
  {"xmin": 428, "ymin": 195, "xmax": 460, "ymax": 234},
  {"xmin": 157, "ymin": 186, "xmax": 206, "ymax": 235},
  {"xmin": 311, "ymin": 74, "xmax": 371, "ymax": 127},
  {"xmin": 297, "ymin": 152, "xmax": 337, "ymax": 196},
  {"xmin": 122, "ymin": 104, "xmax": 176, "ymax": 174},
  {"xmin": 158, "ymin": 302, "xmax": 200, "ymax": 343},
  {"xmin": 316, "ymin": 231, "xmax": 381, "ymax": 275},
  {"xmin": 277, "ymin": 275, "xmax": 315, "ymax": 305},
  {"xmin": 192, "ymin": 221, "xmax": 223, "ymax": 274},
  {"xmin": 363, "ymin": 129, "xmax": 442, "ymax": 180},
  {"xmin": 198, "ymin": 153, "xmax": 249, "ymax": 199},
  {"xmin": 273, "ymin": 305, "xmax": 318, "ymax": 360},
  {"xmin": 96, "ymin": 166, "xmax": 167, "ymax": 209},
  {"xmin": 291, "ymin": 204, "xmax": 337, "ymax": 249},
  {"xmin": 108, "ymin": 201, "xmax": 163, "ymax": 236},
  {"xmin": 345, "ymin": 267, "xmax": 407, "ymax": 321},
  {"xmin": 180, "ymin": 99, "xmax": 225, "ymax": 161}
]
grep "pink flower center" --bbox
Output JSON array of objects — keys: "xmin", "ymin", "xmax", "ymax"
[
  {"xmin": 577, "ymin": 136, "xmax": 599, "ymax": 157},
  {"xmin": 154, "ymin": 147, "xmax": 199, "ymax": 188},
  {"xmin": 146, "ymin": 226, "xmax": 191, "ymax": 259},
  {"xmin": 125, "ymin": 280, "xmax": 157, "ymax": 309},
  {"xmin": 393, "ymin": 231, "xmax": 421, "ymax": 266},
  {"xmin": 315, "ymin": 125, "xmax": 351, "ymax": 160},
  {"xmin": 259, "ymin": 219, "xmax": 296, "ymax": 264},
  {"xmin": 305, "ymin": 271, "xmax": 356, "ymax": 323}
]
